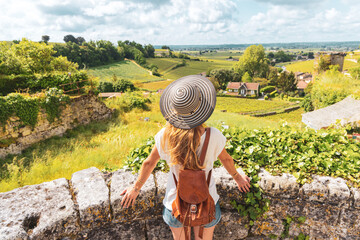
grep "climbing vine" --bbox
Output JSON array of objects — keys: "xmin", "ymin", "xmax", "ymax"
[
  {"xmin": 0, "ymin": 88, "xmax": 70, "ymax": 128},
  {"xmin": 41, "ymin": 88, "xmax": 70, "ymax": 123}
]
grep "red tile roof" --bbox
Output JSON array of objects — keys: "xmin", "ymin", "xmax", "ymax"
[
  {"xmin": 243, "ymin": 82, "xmax": 260, "ymax": 90},
  {"xmin": 297, "ymin": 81, "xmax": 308, "ymax": 89},
  {"xmin": 227, "ymin": 82, "xmax": 241, "ymax": 89}
]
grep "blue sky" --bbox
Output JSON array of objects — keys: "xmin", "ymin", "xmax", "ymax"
[{"xmin": 1, "ymin": 0, "xmax": 360, "ymax": 45}]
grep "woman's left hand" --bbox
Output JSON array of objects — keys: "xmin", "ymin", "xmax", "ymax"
[{"xmin": 120, "ymin": 187, "xmax": 140, "ymax": 208}]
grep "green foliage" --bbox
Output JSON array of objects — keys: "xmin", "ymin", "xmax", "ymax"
[
  {"xmin": 268, "ymin": 90, "xmax": 277, "ymax": 98},
  {"xmin": 41, "ymin": 88, "xmax": 70, "ymax": 123},
  {"xmin": 260, "ymin": 86, "xmax": 275, "ymax": 94},
  {"xmin": 234, "ymin": 45, "xmax": 270, "ymax": 78},
  {"xmin": 0, "ymin": 89, "xmax": 70, "ymax": 127},
  {"xmin": 98, "ymin": 81, "xmax": 115, "ymax": 92},
  {"xmin": 114, "ymin": 92, "xmax": 151, "ymax": 112},
  {"xmin": 124, "ymin": 137, "xmax": 169, "ymax": 173},
  {"xmin": 309, "ymin": 70, "xmax": 360, "ymax": 109},
  {"xmin": 98, "ymin": 79, "xmax": 136, "ymax": 93},
  {"xmin": 210, "ymin": 69, "xmax": 239, "ymax": 90},
  {"xmin": 0, "ymin": 39, "xmax": 78, "ymax": 75},
  {"xmin": 241, "ymin": 72, "xmax": 252, "ymax": 82},
  {"xmin": 277, "ymin": 71, "xmax": 297, "ymax": 93},
  {"xmin": 4, "ymin": 93, "xmax": 39, "ymax": 127},
  {"xmin": 54, "ymin": 40, "xmax": 122, "ymax": 68},
  {"xmin": 224, "ymin": 124, "xmax": 360, "ymax": 187},
  {"xmin": 349, "ymin": 67, "xmax": 360, "ymax": 80}
]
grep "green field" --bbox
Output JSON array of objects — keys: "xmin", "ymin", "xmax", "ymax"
[
  {"xmin": 216, "ymin": 97, "xmax": 294, "ymax": 113},
  {"xmin": 181, "ymin": 50, "xmax": 244, "ymax": 60},
  {"xmin": 147, "ymin": 58, "xmax": 234, "ymax": 80},
  {"xmin": 283, "ymin": 57, "xmax": 360, "ymax": 74},
  {"xmin": 87, "ymin": 60, "xmax": 164, "ymax": 83},
  {"xmin": 284, "ymin": 60, "xmax": 314, "ymax": 73},
  {"xmin": 0, "ymin": 95, "xmax": 303, "ymax": 192},
  {"xmin": 139, "ymin": 80, "xmax": 173, "ymax": 90}
]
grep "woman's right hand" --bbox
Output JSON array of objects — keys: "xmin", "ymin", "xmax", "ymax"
[{"xmin": 234, "ymin": 174, "xmax": 251, "ymax": 193}]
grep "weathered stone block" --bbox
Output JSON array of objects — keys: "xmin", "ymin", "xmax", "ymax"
[
  {"xmin": 146, "ymin": 216, "xmax": 173, "ymax": 240},
  {"xmin": 214, "ymin": 210, "xmax": 249, "ymax": 239},
  {"xmin": 213, "ymin": 167, "xmax": 246, "ymax": 210},
  {"xmin": 0, "ymin": 178, "xmax": 79, "ymax": 240},
  {"xmin": 258, "ymin": 169, "xmax": 300, "ymax": 199},
  {"xmin": 352, "ymin": 187, "xmax": 360, "ymax": 209},
  {"xmin": 251, "ymin": 216, "xmax": 284, "ymax": 237},
  {"xmin": 71, "ymin": 167, "xmax": 110, "ymax": 229},
  {"xmin": 80, "ymin": 220, "xmax": 146, "ymax": 240},
  {"xmin": 300, "ymin": 175, "xmax": 350, "ymax": 206},
  {"xmin": 110, "ymin": 169, "xmax": 158, "ymax": 223}
]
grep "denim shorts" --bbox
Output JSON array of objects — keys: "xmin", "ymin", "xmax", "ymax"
[{"xmin": 162, "ymin": 201, "xmax": 221, "ymax": 228}]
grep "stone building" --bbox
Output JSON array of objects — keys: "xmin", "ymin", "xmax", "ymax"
[{"xmin": 314, "ymin": 52, "xmax": 346, "ymax": 73}]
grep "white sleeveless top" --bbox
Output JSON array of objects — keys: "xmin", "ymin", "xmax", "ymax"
[{"xmin": 154, "ymin": 127, "xmax": 227, "ymax": 211}]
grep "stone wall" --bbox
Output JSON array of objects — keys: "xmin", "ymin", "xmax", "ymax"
[
  {"xmin": 0, "ymin": 94, "xmax": 113, "ymax": 159},
  {"xmin": 314, "ymin": 52, "xmax": 346, "ymax": 73},
  {"xmin": 1, "ymin": 167, "xmax": 359, "ymax": 240}
]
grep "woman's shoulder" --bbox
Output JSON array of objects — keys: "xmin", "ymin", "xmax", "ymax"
[{"xmin": 208, "ymin": 127, "xmax": 225, "ymax": 137}]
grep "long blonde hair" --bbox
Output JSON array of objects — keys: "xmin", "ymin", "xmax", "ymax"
[{"xmin": 161, "ymin": 122, "xmax": 206, "ymax": 170}]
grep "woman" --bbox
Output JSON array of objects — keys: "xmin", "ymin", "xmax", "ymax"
[{"xmin": 121, "ymin": 75, "xmax": 251, "ymax": 240}]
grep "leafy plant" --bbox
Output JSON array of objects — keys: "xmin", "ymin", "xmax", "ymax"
[
  {"xmin": 41, "ymin": 88, "xmax": 70, "ymax": 123},
  {"xmin": 124, "ymin": 137, "xmax": 169, "ymax": 173}
]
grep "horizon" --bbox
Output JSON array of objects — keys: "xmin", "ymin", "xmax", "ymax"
[{"xmin": 1, "ymin": 0, "xmax": 360, "ymax": 45}]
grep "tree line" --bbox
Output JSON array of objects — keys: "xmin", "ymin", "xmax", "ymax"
[{"xmin": 52, "ymin": 35, "xmax": 155, "ymax": 69}]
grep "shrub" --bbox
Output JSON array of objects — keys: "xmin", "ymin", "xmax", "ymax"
[
  {"xmin": 260, "ymin": 86, "xmax": 275, "ymax": 94},
  {"xmin": 264, "ymin": 95, "xmax": 269, "ymax": 100},
  {"xmin": 98, "ymin": 81, "xmax": 114, "ymax": 92},
  {"xmin": 269, "ymin": 90, "xmax": 277, "ymax": 98},
  {"xmin": 113, "ymin": 79, "xmax": 136, "ymax": 92}
]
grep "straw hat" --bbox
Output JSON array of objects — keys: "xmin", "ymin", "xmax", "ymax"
[{"xmin": 160, "ymin": 75, "xmax": 216, "ymax": 129}]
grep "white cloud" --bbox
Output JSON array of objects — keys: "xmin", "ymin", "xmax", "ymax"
[{"xmin": 0, "ymin": 0, "xmax": 359, "ymax": 44}]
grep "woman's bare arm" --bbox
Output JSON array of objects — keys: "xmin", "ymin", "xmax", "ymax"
[
  {"xmin": 218, "ymin": 147, "xmax": 251, "ymax": 193},
  {"xmin": 121, "ymin": 145, "xmax": 160, "ymax": 208}
]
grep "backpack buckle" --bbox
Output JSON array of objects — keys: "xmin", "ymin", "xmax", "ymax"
[{"xmin": 190, "ymin": 204, "xmax": 197, "ymax": 213}]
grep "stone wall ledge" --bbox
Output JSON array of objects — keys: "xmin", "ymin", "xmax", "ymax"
[
  {"xmin": 0, "ymin": 94, "xmax": 114, "ymax": 159},
  {"xmin": 0, "ymin": 167, "xmax": 359, "ymax": 240}
]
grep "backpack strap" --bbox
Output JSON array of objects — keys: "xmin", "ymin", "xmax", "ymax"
[{"xmin": 199, "ymin": 128, "xmax": 211, "ymax": 166}]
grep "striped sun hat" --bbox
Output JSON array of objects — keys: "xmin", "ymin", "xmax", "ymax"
[{"xmin": 160, "ymin": 75, "xmax": 216, "ymax": 129}]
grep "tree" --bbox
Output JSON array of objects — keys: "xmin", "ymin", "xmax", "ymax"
[
  {"xmin": 144, "ymin": 44, "xmax": 155, "ymax": 58},
  {"xmin": 234, "ymin": 45, "xmax": 269, "ymax": 78},
  {"xmin": 277, "ymin": 71, "xmax": 297, "ymax": 92},
  {"xmin": 162, "ymin": 45, "xmax": 170, "ymax": 50},
  {"xmin": 241, "ymin": 72, "xmax": 252, "ymax": 82},
  {"xmin": 63, "ymin": 34, "xmax": 77, "ymax": 43},
  {"xmin": 268, "ymin": 68, "xmax": 278, "ymax": 86},
  {"xmin": 76, "ymin": 36, "xmax": 86, "ymax": 45},
  {"xmin": 209, "ymin": 69, "xmax": 236, "ymax": 90},
  {"xmin": 42, "ymin": 35, "xmax": 50, "ymax": 43}
]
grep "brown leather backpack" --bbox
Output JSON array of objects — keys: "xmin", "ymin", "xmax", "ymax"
[{"xmin": 171, "ymin": 128, "xmax": 216, "ymax": 240}]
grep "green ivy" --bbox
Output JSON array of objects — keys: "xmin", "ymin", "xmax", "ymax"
[
  {"xmin": 0, "ymin": 88, "xmax": 70, "ymax": 128},
  {"xmin": 5, "ymin": 93, "xmax": 39, "ymax": 127},
  {"xmin": 41, "ymin": 88, "xmax": 70, "ymax": 123},
  {"xmin": 124, "ymin": 137, "xmax": 169, "ymax": 173}
]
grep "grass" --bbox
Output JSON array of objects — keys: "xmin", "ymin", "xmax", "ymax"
[
  {"xmin": 0, "ymin": 94, "xmax": 304, "ymax": 192},
  {"xmin": 261, "ymin": 108, "xmax": 304, "ymax": 125},
  {"xmin": 138, "ymin": 80, "xmax": 173, "ymax": 91},
  {"xmin": 216, "ymin": 97, "xmax": 294, "ymax": 113},
  {"xmin": 284, "ymin": 60, "xmax": 314, "ymax": 73},
  {"xmin": 146, "ymin": 58, "xmax": 234, "ymax": 80},
  {"xmin": 87, "ymin": 60, "xmax": 164, "ymax": 83}
]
